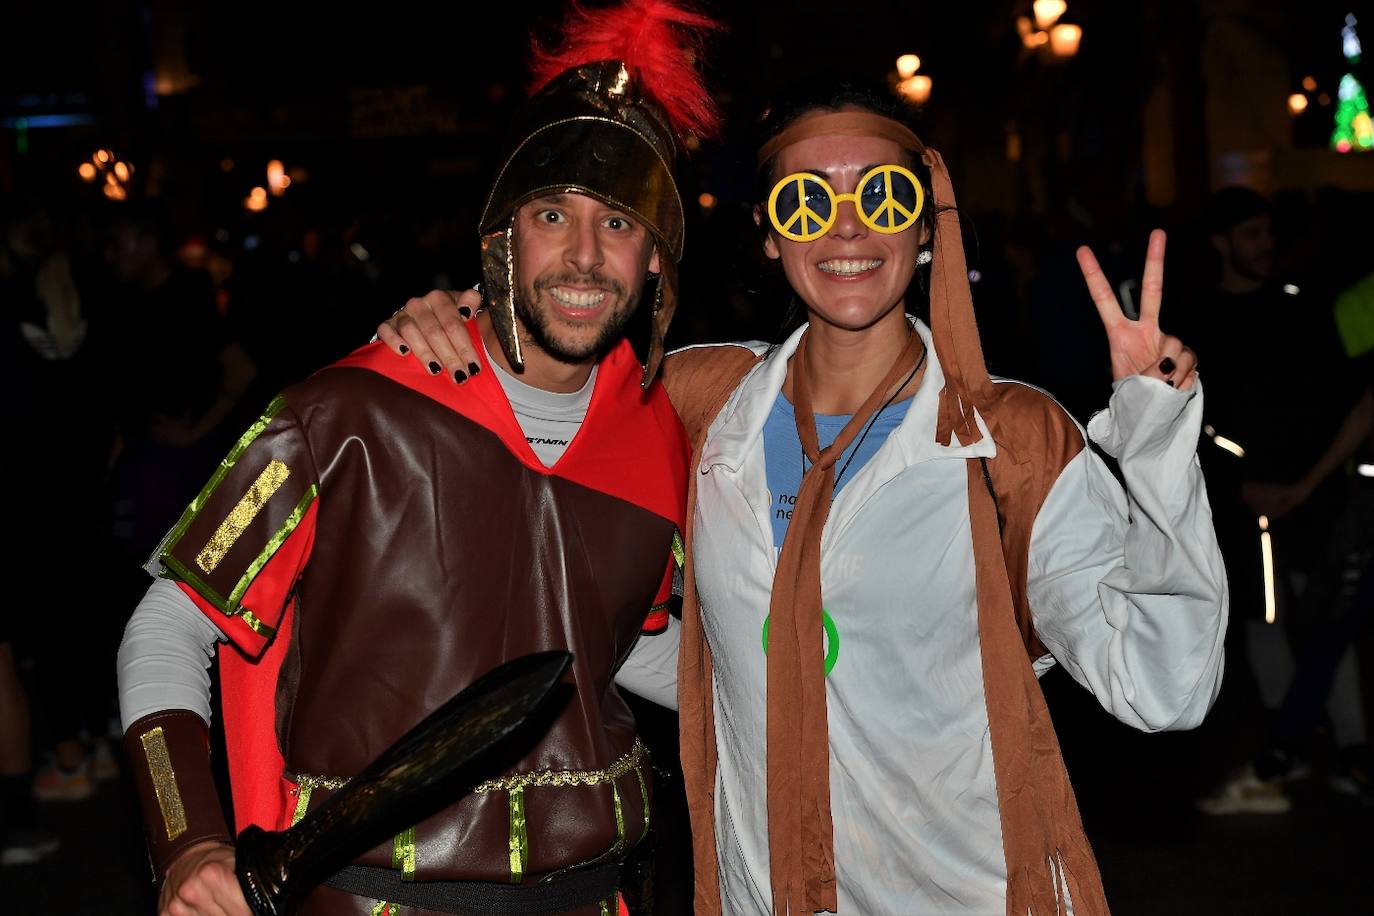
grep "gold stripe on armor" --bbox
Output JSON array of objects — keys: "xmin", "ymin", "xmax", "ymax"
[
  {"xmin": 289, "ymin": 773, "xmax": 349, "ymax": 826},
  {"xmin": 671, "ymin": 529, "xmax": 685, "ymax": 570},
  {"xmin": 508, "ymin": 785, "xmax": 528, "ymax": 884},
  {"xmin": 226, "ymin": 485, "xmax": 318, "ymax": 614},
  {"xmin": 196, "ymin": 459, "xmax": 291, "ymax": 573},
  {"xmin": 237, "ymin": 609, "xmax": 275, "ymax": 639},
  {"xmin": 140, "ymin": 727, "xmax": 188, "ymax": 840},
  {"xmin": 473, "ymin": 738, "xmax": 648, "ymax": 793},
  {"xmin": 393, "ymin": 826, "xmax": 416, "ymax": 882},
  {"xmin": 635, "ymin": 762, "xmax": 651, "ymax": 835},
  {"xmin": 162, "ymin": 396, "xmax": 287, "ymax": 572}
]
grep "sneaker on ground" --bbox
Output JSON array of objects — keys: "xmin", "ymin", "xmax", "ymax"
[
  {"xmin": 32, "ymin": 760, "xmax": 95, "ymax": 802},
  {"xmin": 1196, "ymin": 763, "xmax": 1292, "ymax": 815},
  {"xmin": 1329, "ymin": 745, "xmax": 1374, "ymax": 804},
  {"xmin": 1, "ymin": 828, "xmax": 60, "ymax": 866}
]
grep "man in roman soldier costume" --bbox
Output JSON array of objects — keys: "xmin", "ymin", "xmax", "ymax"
[{"xmin": 116, "ymin": 2, "xmax": 720, "ymax": 913}]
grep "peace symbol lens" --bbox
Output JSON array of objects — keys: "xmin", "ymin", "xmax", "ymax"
[{"xmin": 767, "ymin": 163, "xmax": 925, "ymax": 242}]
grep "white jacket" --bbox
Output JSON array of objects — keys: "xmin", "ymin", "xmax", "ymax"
[{"xmin": 687, "ymin": 319, "xmax": 1228, "ymax": 915}]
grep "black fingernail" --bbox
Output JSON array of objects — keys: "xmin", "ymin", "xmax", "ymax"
[
  {"xmin": 398, "ymin": 344, "xmax": 409, "ymax": 355},
  {"xmin": 468, "ymin": 362, "xmax": 480, "ymax": 376},
  {"xmin": 1166, "ymin": 379, "xmax": 1176, "ymax": 387},
  {"xmin": 453, "ymin": 369, "xmax": 467, "ymax": 383},
  {"xmin": 458, "ymin": 306, "xmax": 472, "ymax": 319},
  {"xmin": 428, "ymin": 361, "xmax": 442, "ymax": 375},
  {"xmin": 1159, "ymin": 358, "xmax": 1176, "ymax": 375}
]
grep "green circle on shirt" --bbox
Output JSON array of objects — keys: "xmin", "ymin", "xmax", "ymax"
[{"xmin": 761, "ymin": 609, "xmax": 840, "ymax": 676}]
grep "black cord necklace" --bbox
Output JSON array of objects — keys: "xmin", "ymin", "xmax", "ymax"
[{"xmin": 801, "ymin": 342, "xmax": 928, "ymax": 492}]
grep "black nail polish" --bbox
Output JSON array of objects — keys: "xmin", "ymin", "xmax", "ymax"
[
  {"xmin": 1166, "ymin": 379, "xmax": 1176, "ymax": 387},
  {"xmin": 1159, "ymin": 357, "xmax": 1176, "ymax": 375},
  {"xmin": 458, "ymin": 306, "xmax": 472, "ymax": 319},
  {"xmin": 398, "ymin": 344, "xmax": 409, "ymax": 355},
  {"xmin": 468, "ymin": 362, "xmax": 481, "ymax": 376},
  {"xmin": 453, "ymin": 369, "xmax": 467, "ymax": 383},
  {"xmin": 428, "ymin": 361, "xmax": 442, "ymax": 375}
]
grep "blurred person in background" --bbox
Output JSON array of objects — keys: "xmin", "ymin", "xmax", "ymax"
[{"xmin": 1192, "ymin": 187, "xmax": 1369, "ymax": 814}]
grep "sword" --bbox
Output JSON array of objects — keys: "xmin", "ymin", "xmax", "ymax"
[{"xmin": 234, "ymin": 650, "xmax": 573, "ymax": 915}]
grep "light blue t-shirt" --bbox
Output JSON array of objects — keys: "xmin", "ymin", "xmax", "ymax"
[{"xmin": 763, "ymin": 392, "xmax": 911, "ymax": 550}]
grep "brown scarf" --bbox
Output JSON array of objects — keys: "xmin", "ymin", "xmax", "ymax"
[{"xmin": 765, "ymin": 328, "xmax": 921, "ymax": 914}]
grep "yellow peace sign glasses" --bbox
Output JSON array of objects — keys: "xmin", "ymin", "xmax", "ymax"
[{"xmin": 767, "ymin": 163, "xmax": 925, "ymax": 242}]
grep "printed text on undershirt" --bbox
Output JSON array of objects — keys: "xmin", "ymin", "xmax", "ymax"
[{"xmin": 489, "ymin": 346, "xmax": 595, "ymax": 467}]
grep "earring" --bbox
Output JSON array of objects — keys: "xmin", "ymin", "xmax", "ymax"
[{"xmin": 916, "ymin": 250, "xmax": 933, "ymax": 266}]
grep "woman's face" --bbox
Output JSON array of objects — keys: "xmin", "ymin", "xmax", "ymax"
[{"xmin": 763, "ymin": 130, "xmax": 922, "ymax": 333}]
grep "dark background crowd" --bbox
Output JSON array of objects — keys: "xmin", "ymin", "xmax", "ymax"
[{"xmin": 2, "ymin": 1, "xmax": 1372, "ymax": 912}]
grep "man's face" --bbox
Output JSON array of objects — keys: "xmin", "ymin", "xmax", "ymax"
[
  {"xmin": 511, "ymin": 193, "xmax": 660, "ymax": 365},
  {"xmin": 1213, "ymin": 214, "xmax": 1274, "ymax": 284}
]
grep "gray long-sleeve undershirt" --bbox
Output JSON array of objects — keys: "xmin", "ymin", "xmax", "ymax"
[{"xmin": 117, "ymin": 577, "xmax": 681, "ymax": 731}]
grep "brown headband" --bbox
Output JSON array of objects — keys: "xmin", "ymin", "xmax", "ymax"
[{"xmin": 755, "ymin": 111, "xmax": 927, "ymax": 169}]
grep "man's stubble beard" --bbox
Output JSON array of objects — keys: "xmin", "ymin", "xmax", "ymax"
[{"xmin": 513, "ymin": 272, "xmax": 644, "ymax": 365}]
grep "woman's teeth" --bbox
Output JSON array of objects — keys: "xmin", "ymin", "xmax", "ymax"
[
  {"xmin": 818, "ymin": 259, "xmax": 883, "ymax": 276},
  {"xmin": 549, "ymin": 287, "xmax": 607, "ymax": 308}
]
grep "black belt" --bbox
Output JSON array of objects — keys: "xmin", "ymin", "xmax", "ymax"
[{"xmin": 323, "ymin": 863, "xmax": 620, "ymax": 915}]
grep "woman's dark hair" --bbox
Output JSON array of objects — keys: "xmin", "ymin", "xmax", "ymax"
[{"xmin": 752, "ymin": 77, "xmax": 942, "ymax": 343}]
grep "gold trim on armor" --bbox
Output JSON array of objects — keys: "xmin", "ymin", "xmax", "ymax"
[
  {"xmin": 507, "ymin": 785, "xmax": 527, "ymax": 884},
  {"xmin": 140, "ymin": 727, "xmax": 188, "ymax": 841},
  {"xmin": 196, "ymin": 459, "xmax": 292, "ymax": 573},
  {"xmin": 161, "ymin": 396, "xmax": 287, "ymax": 573},
  {"xmin": 290, "ymin": 771, "xmax": 350, "ymax": 826},
  {"xmin": 671, "ymin": 529, "xmax": 686, "ymax": 571},
  {"xmin": 224, "ymin": 485, "xmax": 319, "ymax": 618},
  {"xmin": 393, "ymin": 826, "xmax": 416, "ymax": 881},
  {"xmin": 473, "ymin": 738, "xmax": 649, "ymax": 793}
]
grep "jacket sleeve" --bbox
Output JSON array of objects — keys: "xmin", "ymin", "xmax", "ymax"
[
  {"xmin": 614, "ymin": 616, "xmax": 681, "ymax": 710},
  {"xmin": 1026, "ymin": 376, "xmax": 1228, "ymax": 731}
]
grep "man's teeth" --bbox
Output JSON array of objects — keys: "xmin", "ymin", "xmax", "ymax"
[
  {"xmin": 818, "ymin": 259, "xmax": 883, "ymax": 276},
  {"xmin": 549, "ymin": 287, "xmax": 607, "ymax": 308}
]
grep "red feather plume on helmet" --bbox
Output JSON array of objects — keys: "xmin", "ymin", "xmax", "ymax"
[{"xmin": 528, "ymin": 0, "xmax": 724, "ymax": 142}]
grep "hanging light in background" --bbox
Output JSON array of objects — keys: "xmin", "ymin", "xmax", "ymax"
[
  {"xmin": 80, "ymin": 149, "xmax": 134, "ymax": 199},
  {"xmin": 1049, "ymin": 23, "xmax": 1082, "ymax": 58},
  {"xmin": 898, "ymin": 75, "xmax": 933, "ymax": 105},
  {"xmin": 267, "ymin": 159, "xmax": 291, "ymax": 196},
  {"xmin": 245, "ymin": 186, "xmax": 269, "ymax": 212},
  {"xmin": 1033, "ymin": 0, "xmax": 1067, "ymax": 31},
  {"xmin": 896, "ymin": 54, "xmax": 921, "ymax": 79}
]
